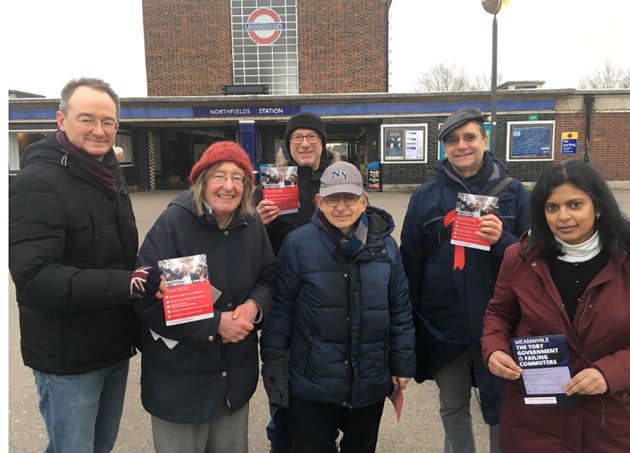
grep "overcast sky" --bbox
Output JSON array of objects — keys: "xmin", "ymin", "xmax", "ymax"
[{"xmin": 4, "ymin": 0, "xmax": 630, "ymax": 98}]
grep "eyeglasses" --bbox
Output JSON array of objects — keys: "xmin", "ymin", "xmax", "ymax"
[
  {"xmin": 290, "ymin": 133, "xmax": 320, "ymax": 144},
  {"xmin": 320, "ymin": 194, "xmax": 362, "ymax": 207},
  {"xmin": 210, "ymin": 173, "xmax": 248, "ymax": 186},
  {"xmin": 76, "ymin": 117, "xmax": 119, "ymax": 131},
  {"xmin": 443, "ymin": 133, "xmax": 481, "ymax": 146}
]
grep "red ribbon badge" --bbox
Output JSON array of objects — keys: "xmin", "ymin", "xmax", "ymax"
[{"xmin": 444, "ymin": 209, "xmax": 465, "ymax": 270}]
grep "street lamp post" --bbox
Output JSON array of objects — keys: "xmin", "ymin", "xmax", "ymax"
[{"xmin": 481, "ymin": 0, "xmax": 503, "ymax": 154}]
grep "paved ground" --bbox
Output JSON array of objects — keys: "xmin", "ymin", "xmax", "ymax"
[{"xmin": 9, "ymin": 189, "xmax": 630, "ymax": 452}]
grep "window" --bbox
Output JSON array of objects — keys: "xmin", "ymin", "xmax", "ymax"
[
  {"xmin": 230, "ymin": 0, "xmax": 299, "ymax": 95},
  {"xmin": 115, "ymin": 131, "xmax": 134, "ymax": 165},
  {"xmin": 381, "ymin": 124, "xmax": 428, "ymax": 163},
  {"xmin": 9, "ymin": 130, "xmax": 55, "ymax": 172}
]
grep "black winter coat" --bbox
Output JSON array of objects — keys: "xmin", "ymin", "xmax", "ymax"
[
  {"xmin": 135, "ymin": 191, "xmax": 275, "ymax": 423},
  {"xmin": 9, "ymin": 134, "xmax": 139, "ymax": 375}
]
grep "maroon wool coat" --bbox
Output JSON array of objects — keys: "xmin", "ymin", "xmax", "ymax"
[{"xmin": 481, "ymin": 237, "xmax": 630, "ymax": 453}]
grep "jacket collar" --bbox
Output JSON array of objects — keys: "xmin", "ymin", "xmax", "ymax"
[{"xmin": 436, "ymin": 152, "xmax": 506, "ymax": 193}]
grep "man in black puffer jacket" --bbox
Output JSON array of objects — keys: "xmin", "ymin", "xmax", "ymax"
[{"xmin": 9, "ymin": 78, "xmax": 164, "ymax": 453}]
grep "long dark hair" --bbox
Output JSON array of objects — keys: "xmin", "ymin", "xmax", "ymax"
[{"xmin": 522, "ymin": 160, "xmax": 630, "ymax": 259}]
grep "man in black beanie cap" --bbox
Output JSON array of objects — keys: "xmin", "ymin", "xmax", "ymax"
[
  {"xmin": 400, "ymin": 107, "xmax": 531, "ymax": 453},
  {"xmin": 255, "ymin": 111, "xmax": 337, "ymax": 255},
  {"xmin": 254, "ymin": 111, "xmax": 338, "ymax": 452}
]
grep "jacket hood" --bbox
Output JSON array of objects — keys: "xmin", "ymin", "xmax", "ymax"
[
  {"xmin": 168, "ymin": 189, "xmax": 249, "ymax": 228},
  {"xmin": 20, "ymin": 134, "xmax": 66, "ymax": 169},
  {"xmin": 168, "ymin": 190, "xmax": 197, "ymax": 216},
  {"xmin": 366, "ymin": 204, "xmax": 395, "ymax": 240},
  {"xmin": 435, "ymin": 151, "xmax": 508, "ymax": 191}
]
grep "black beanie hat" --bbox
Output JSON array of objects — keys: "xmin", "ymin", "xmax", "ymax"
[{"xmin": 284, "ymin": 111, "xmax": 327, "ymax": 149}]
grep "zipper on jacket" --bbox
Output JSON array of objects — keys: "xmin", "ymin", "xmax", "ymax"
[
  {"xmin": 576, "ymin": 295, "xmax": 590, "ymax": 339},
  {"xmin": 305, "ymin": 335, "xmax": 313, "ymax": 377},
  {"xmin": 88, "ymin": 212, "xmax": 97, "ymax": 247}
]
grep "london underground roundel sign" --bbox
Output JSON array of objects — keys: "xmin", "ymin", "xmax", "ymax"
[{"xmin": 244, "ymin": 8, "xmax": 285, "ymax": 45}]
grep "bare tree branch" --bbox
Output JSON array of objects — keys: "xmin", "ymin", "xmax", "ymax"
[
  {"xmin": 579, "ymin": 61, "xmax": 630, "ymax": 89},
  {"xmin": 413, "ymin": 64, "xmax": 502, "ymax": 92},
  {"xmin": 413, "ymin": 64, "xmax": 470, "ymax": 92},
  {"xmin": 468, "ymin": 73, "xmax": 504, "ymax": 91}
]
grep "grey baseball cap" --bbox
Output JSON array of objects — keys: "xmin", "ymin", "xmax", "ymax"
[
  {"xmin": 438, "ymin": 107, "xmax": 486, "ymax": 141},
  {"xmin": 319, "ymin": 161, "xmax": 363, "ymax": 197}
]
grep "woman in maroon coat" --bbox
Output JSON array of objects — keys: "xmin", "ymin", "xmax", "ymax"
[{"xmin": 481, "ymin": 160, "xmax": 630, "ymax": 453}]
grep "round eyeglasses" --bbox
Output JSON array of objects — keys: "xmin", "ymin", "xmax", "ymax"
[
  {"xmin": 320, "ymin": 194, "xmax": 362, "ymax": 207},
  {"xmin": 210, "ymin": 174, "xmax": 248, "ymax": 186},
  {"xmin": 289, "ymin": 133, "xmax": 320, "ymax": 145},
  {"xmin": 76, "ymin": 117, "xmax": 119, "ymax": 131}
]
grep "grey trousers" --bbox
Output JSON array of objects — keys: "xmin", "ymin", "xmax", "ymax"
[
  {"xmin": 151, "ymin": 403, "xmax": 249, "ymax": 453},
  {"xmin": 433, "ymin": 347, "xmax": 500, "ymax": 453}
]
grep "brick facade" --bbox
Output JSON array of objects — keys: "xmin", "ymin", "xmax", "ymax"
[
  {"xmin": 143, "ymin": 0, "xmax": 233, "ymax": 96},
  {"xmin": 298, "ymin": 1, "xmax": 389, "ymax": 93},
  {"xmin": 555, "ymin": 112, "xmax": 630, "ymax": 181},
  {"xmin": 142, "ymin": 0, "xmax": 389, "ymax": 96}
]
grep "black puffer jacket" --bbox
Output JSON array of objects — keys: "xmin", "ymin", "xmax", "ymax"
[
  {"xmin": 135, "ymin": 191, "xmax": 274, "ymax": 423},
  {"xmin": 9, "ymin": 134, "xmax": 139, "ymax": 375}
]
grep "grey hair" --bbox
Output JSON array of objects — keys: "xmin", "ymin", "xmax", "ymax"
[
  {"xmin": 59, "ymin": 77, "xmax": 120, "ymax": 118},
  {"xmin": 191, "ymin": 164, "xmax": 255, "ymax": 217}
]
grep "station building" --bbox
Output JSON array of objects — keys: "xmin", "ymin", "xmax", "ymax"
[{"xmin": 8, "ymin": 0, "xmax": 630, "ymax": 189}]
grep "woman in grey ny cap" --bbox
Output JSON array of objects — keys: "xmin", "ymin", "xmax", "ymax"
[{"xmin": 260, "ymin": 161, "xmax": 416, "ymax": 453}]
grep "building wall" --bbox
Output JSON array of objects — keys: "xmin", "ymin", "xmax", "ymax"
[
  {"xmin": 143, "ymin": 0, "xmax": 389, "ymax": 96},
  {"xmin": 143, "ymin": 0, "xmax": 233, "ymax": 96},
  {"xmin": 298, "ymin": 0, "xmax": 389, "ymax": 93},
  {"xmin": 10, "ymin": 91, "xmax": 630, "ymax": 189},
  {"xmin": 553, "ymin": 112, "xmax": 630, "ymax": 181}
]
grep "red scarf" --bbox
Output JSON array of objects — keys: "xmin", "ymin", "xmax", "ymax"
[{"xmin": 56, "ymin": 130, "xmax": 118, "ymax": 195}]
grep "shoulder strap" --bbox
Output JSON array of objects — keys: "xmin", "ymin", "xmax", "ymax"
[
  {"xmin": 485, "ymin": 176, "xmax": 513, "ymax": 197},
  {"xmin": 425, "ymin": 176, "xmax": 514, "ymax": 262}
]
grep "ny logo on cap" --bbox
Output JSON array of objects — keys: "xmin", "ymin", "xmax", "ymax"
[{"xmin": 332, "ymin": 170, "xmax": 349, "ymax": 180}]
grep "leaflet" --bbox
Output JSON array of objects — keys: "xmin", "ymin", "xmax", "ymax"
[
  {"xmin": 388, "ymin": 385, "xmax": 404, "ymax": 422},
  {"xmin": 510, "ymin": 334, "xmax": 579, "ymax": 407},
  {"xmin": 261, "ymin": 165, "xmax": 299, "ymax": 215},
  {"xmin": 450, "ymin": 193, "xmax": 499, "ymax": 251},
  {"xmin": 158, "ymin": 254, "xmax": 214, "ymax": 326}
]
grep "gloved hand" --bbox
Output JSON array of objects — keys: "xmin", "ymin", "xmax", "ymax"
[
  {"xmin": 262, "ymin": 350, "xmax": 290, "ymax": 408},
  {"xmin": 129, "ymin": 266, "xmax": 163, "ymax": 300}
]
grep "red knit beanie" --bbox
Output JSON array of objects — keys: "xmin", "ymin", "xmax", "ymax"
[{"xmin": 189, "ymin": 141, "xmax": 254, "ymax": 185}]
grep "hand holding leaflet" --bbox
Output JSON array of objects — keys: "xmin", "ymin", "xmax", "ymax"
[{"xmin": 510, "ymin": 334, "xmax": 579, "ymax": 406}]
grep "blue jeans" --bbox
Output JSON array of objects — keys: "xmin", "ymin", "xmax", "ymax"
[
  {"xmin": 267, "ymin": 405, "xmax": 291, "ymax": 449},
  {"xmin": 33, "ymin": 359, "xmax": 130, "ymax": 453}
]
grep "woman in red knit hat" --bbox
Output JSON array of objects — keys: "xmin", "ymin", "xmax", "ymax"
[{"xmin": 134, "ymin": 141, "xmax": 275, "ymax": 453}]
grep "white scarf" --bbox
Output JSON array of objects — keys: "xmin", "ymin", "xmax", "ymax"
[{"xmin": 555, "ymin": 230, "xmax": 602, "ymax": 263}]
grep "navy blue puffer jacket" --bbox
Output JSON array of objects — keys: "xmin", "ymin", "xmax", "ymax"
[
  {"xmin": 400, "ymin": 152, "xmax": 530, "ymax": 424},
  {"xmin": 261, "ymin": 205, "xmax": 415, "ymax": 409}
]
